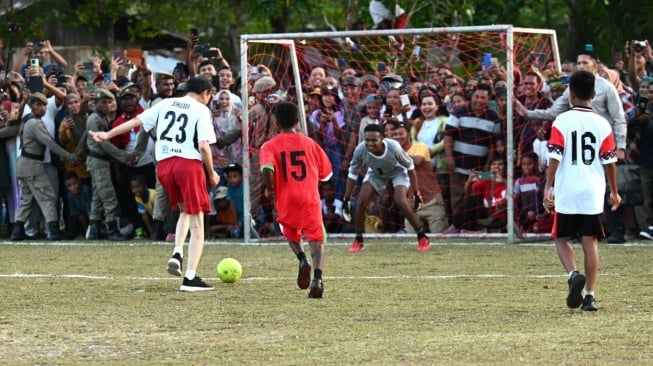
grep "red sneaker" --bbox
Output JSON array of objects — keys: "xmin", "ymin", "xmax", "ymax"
[
  {"xmin": 348, "ymin": 240, "xmax": 365, "ymax": 253},
  {"xmin": 416, "ymin": 237, "xmax": 431, "ymax": 252}
]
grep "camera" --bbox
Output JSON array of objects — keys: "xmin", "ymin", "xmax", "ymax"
[
  {"xmin": 633, "ymin": 40, "xmax": 647, "ymax": 53},
  {"xmin": 7, "ymin": 23, "xmax": 22, "ymax": 33}
]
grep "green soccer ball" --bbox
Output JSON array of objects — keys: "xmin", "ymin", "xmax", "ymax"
[{"xmin": 217, "ymin": 258, "xmax": 243, "ymax": 283}]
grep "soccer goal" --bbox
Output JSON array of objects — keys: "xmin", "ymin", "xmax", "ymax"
[{"xmin": 240, "ymin": 25, "xmax": 560, "ymax": 244}]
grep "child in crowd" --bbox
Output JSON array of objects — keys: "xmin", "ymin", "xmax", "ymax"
[
  {"xmin": 224, "ymin": 162, "xmax": 245, "ymax": 238},
  {"xmin": 514, "ymin": 152, "xmax": 542, "ymax": 233},
  {"xmin": 130, "ymin": 174, "xmax": 155, "ymax": 239},
  {"xmin": 208, "ymin": 186, "xmax": 239, "ymax": 238},
  {"xmin": 358, "ymin": 95, "xmax": 382, "ymax": 143},
  {"xmin": 63, "ymin": 171, "xmax": 92, "ymax": 239},
  {"xmin": 320, "ymin": 180, "xmax": 344, "ymax": 233}
]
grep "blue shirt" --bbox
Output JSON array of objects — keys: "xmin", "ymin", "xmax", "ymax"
[{"xmin": 227, "ymin": 182, "xmax": 244, "ymax": 219}]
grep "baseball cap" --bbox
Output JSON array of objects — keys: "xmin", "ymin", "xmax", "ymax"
[
  {"xmin": 224, "ymin": 162, "xmax": 243, "ymax": 174},
  {"xmin": 360, "ymin": 74, "xmax": 380, "ymax": 86},
  {"xmin": 342, "ymin": 76, "xmax": 361, "ymax": 87},
  {"xmin": 93, "ymin": 88, "xmax": 116, "ymax": 100},
  {"xmin": 29, "ymin": 92, "xmax": 48, "ymax": 104},
  {"xmin": 364, "ymin": 94, "xmax": 381, "ymax": 104},
  {"xmin": 309, "ymin": 87, "xmax": 321, "ymax": 96},
  {"xmin": 119, "ymin": 83, "xmax": 139, "ymax": 98}
]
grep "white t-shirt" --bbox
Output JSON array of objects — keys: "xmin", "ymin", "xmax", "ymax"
[
  {"xmin": 369, "ymin": 0, "xmax": 391, "ymax": 26},
  {"xmin": 140, "ymin": 95, "xmax": 216, "ymax": 162},
  {"xmin": 547, "ymin": 106, "xmax": 617, "ymax": 214}
]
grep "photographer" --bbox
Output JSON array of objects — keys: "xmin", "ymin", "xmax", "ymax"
[
  {"xmin": 13, "ymin": 40, "xmax": 68, "ymax": 77},
  {"xmin": 627, "ymin": 40, "xmax": 653, "ymax": 91}
]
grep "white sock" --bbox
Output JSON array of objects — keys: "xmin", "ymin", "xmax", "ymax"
[
  {"xmin": 583, "ymin": 289, "xmax": 594, "ymax": 297},
  {"xmin": 173, "ymin": 247, "xmax": 183, "ymax": 257},
  {"xmin": 568, "ymin": 270, "xmax": 578, "ymax": 278},
  {"xmin": 185, "ymin": 270, "xmax": 196, "ymax": 280}
]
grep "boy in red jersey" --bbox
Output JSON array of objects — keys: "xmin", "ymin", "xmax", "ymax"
[
  {"xmin": 260, "ymin": 102, "xmax": 333, "ymax": 298},
  {"xmin": 544, "ymin": 70, "xmax": 621, "ymax": 311}
]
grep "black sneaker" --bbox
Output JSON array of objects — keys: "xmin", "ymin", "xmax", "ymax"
[
  {"xmin": 167, "ymin": 253, "xmax": 183, "ymax": 277},
  {"xmin": 308, "ymin": 278, "xmax": 323, "ymax": 298},
  {"xmin": 639, "ymin": 227, "xmax": 653, "ymax": 240},
  {"xmin": 297, "ymin": 258, "xmax": 311, "ymax": 290},
  {"xmin": 180, "ymin": 276, "xmax": 214, "ymax": 292},
  {"xmin": 581, "ymin": 294, "xmax": 598, "ymax": 311},
  {"xmin": 606, "ymin": 232, "xmax": 626, "ymax": 244},
  {"xmin": 566, "ymin": 272, "xmax": 586, "ymax": 308}
]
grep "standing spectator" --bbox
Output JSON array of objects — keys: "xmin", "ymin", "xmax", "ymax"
[
  {"xmin": 444, "ymin": 84, "xmax": 502, "ymax": 217},
  {"xmin": 310, "ymin": 85, "xmax": 347, "ymax": 199},
  {"xmin": 516, "ymin": 73, "xmax": 552, "ymax": 169},
  {"xmin": 544, "ymin": 70, "xmax": 621, "ymax": 311},
  {"xmin": 10, "ymin": 93, "xmax": 75, "ymax": 241},
  {"xmin": 343, "ymin": 124, "xmax": 431, "ymax": 253},
  {"xmin": 392, "ymin": 121, "xmax": 447, "ymax": 233},
  {"xmin": 90, "ymin": 76, "xmax": 219, "ymax": 292},
  {"xmin": 341, "ymin": 76, "xmax": 363, "ymax": 174},
  {"xmin": 211, "ymin": 90, "xmax": 243, "ymax": 183},
  {"xmin": 631, "ymin": 81, "xmax": 653, "ymax": 239},
  {"xmin": 85, "ymin": 89, "xmax": 130, "ymax": 241},
  {"xmin": 260, "ymin": 102, "xmax": 333, "ymax": 298}
]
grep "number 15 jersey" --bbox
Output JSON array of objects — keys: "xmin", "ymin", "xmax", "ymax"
[
  {"xmin": 548, "ymin": 105, "xmax": 617, "ymax": 214},
  {"xmin": 260, "ymin": 132, "xmax": 332, "ymax": 227},
  {"xmin": 140, "ymin": 95, "xmax": 216, "ymax": 162}
]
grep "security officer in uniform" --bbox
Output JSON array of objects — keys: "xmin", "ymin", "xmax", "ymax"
[
  {"xmin": 86, "ymin": 88, "xmax": 133, "ymax": 241},
  {"xmin": 10, "ymin": 93, "xmax": 76, "ymax": 241}
]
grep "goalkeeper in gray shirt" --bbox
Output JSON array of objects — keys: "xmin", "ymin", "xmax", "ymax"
[{"xmin": 342, "ymin": 124, "xmax": 431, "ymax": 253}]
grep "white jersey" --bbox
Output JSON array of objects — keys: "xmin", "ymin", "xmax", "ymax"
[
  {"xmin": 547, "ymin": 106, "xmax": 617, "ymax": 214},
  {"xmin": 140, "ymin": 95, "xmax": 216, "ymax": 162}
]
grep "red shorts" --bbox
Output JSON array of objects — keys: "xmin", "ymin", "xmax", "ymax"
[
  {"xmin": 157, "ymin": 157, "xmax": 210, "ymax": 215},
  {"xmin": 279, "ymin": 220, "xmax": 325, "ymax": 244}
]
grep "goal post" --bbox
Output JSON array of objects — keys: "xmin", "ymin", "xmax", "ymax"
[{"xmin": 240, "ymin": 25, "xmax": 560, "ymax": 244}]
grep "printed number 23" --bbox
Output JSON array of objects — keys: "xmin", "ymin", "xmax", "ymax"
[
  {"xmin": 280, "ymin": 151, "xmax": 307, "ymax": 181},
  {"xmin": 160, "ymin": 111, "xmax": 189, "ymax": 143}
]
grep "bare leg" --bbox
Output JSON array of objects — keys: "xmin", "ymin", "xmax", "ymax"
[
  {"xmin": 581, "ymin": 236, "xmax": 599, "ymax": 291},
  {"xmin": 174, "ymin": 204, "xmax": 190, "ymax": 255},
  {"xmin": 288, "ymin": 240, "xmax": 304, "ymax": 255},
  {"xmin": 393, "ymin": 185, "xmax": 421, "ymax": 230},
  {"xmin": 355, "ymin": 183, "xmax": 377, "ymax": 233},
  {"xmin": 186, "ymin": 212, "xmax": 205, "ymax": 272},
  {"xmin": 555, "ymin": 237, "xmax": 577, "ymax": 272},
  {"xmin": 309, "ymin": 241, "xmax": 324, "ymax": 270}
]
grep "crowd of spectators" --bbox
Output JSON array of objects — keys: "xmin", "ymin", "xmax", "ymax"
[{"xmin": 0, "ymin": 31, "xmax": 652, "ymax": 242}]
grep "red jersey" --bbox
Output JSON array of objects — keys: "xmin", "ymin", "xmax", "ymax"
[
  {"xmin": 260, "ymin": 132, "xmax": 332, "ymax": 227},
  {"xmin": 473, "ymin": 179, "xmax": 508, "ymax": 218},
  {"xmin": 111, "ymin": 105, "xmax": 145, "ymax": 148}
]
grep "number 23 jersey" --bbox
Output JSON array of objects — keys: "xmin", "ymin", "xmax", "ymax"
[
  {"xmin": 548, "ymin": 105, "xmax": 617, "ymax": 214},
  {"xmin": 140, "ymin": 95, "xmax": 216, "ymax": 162}
]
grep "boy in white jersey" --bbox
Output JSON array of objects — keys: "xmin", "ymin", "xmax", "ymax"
[
  {"xmin": 544, "ymin": 70, "xmax": 621, "ymax": 311},
  {"xmin": 342, "ymin": 123, "xmax": 430, "ymax": 253},
  {"xmin": 89, "ymin": 77, "xmax": 219, "ymax": 292}
]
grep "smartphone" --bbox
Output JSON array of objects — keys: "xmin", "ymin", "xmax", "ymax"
[
  {"xmin": 125, "ymin": 49, "xmax": 144, "ymax": 67},
  {"xmin": 560, "ymin": 75, "xmax": 570, "ymax": 84},
  {"xmin": 476, "ymin": 171, "xmax": 494, "ymax": 180},
  {"xmin": 30, "ymin": 58, "xmax": 39, "ymax": 69},
  {"xmin": 377, "ymin": 62, "xmax": 386, "ymax": 72},
  {"xmin": 490, "ymin": 57, "xmax": 499, "ymax": 68},
  {"xmin": 412, "ymin": 45, "xmax": 421, "ymax": 58},
  {"xmin": 531, "ymin": 52, "xmax": 547, "ymax": 69},
  {"xmin": 112, "ymin": 50, "xmax": 122, "ymax": 60},
  {"xmin": 636, "ymin": 95, "xmax": 649, "ymax": 112},
  {"xmin": 83, "ymin": 62, "xmax": 94, "ymax": 70},
  {"xmin": 194, "ymin": 43, "xmax": 210, "ymax": 55},
  {"xmin": 26, "ymin": 76, "xmax": 44, "ymax": 93},
  {"xmin": 212, "ymin": 100, "xmax": 219, "ymax": 110},
  {"xmin": 190, "ymin": 28, "xmax": 198, "ymax": 37},
  {"xmin": 482, "ymin": 53, "xmax": 492, "ymax": 69},
  {"xmin": 400, "ymin": 94, "xmax": 410, "ymax": 107},
  {"xmin": 0, "ymin": 70, "xmax": 6, "ymax": 81},
  {"xmin": 103, "ymin": 73, "xmax": 112, "ymax": 84},
  {"xmin": 613, "ymin": 52, "xmax": 623, "ymax": 65},
  {"xmin": 337, "ymin": 58, "xmax": 347, "ymax": 68},
  {"xmin": 205, "ymin": 49, "xmax": 220, "ymax": 58},
  {"xmin": 174, "ymin": 62, "xmax": 186, "ymax": 78}
]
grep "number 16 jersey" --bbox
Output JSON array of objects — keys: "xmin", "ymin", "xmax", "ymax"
[
  {"xmin": 140, "ymin": 95, "xmax": 216, "ymax": 162},
  {"xmin": 548, "ymin": 105, "xmax": 617, "ymax": 214}
]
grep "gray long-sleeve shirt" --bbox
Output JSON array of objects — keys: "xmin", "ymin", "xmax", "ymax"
[{"xmin": 526, "ymin": 75, "xmax": 627, "ymax": 149}]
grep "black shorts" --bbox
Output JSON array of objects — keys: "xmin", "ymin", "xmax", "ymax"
[{"xmin": 552, "ymin": 213, "xmax": 605, "ymax": 239}]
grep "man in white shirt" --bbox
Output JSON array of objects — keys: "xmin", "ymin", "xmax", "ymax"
[{"xmin": 90, "ymin": 77, "xmax": 219, "ymax": 292}]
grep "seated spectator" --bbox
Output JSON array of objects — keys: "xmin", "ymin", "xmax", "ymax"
[
  {"xmin": 320, "ymin": 180, "xmax": 344, "ymax": 233},
  {"xmin": 208, "ymin": 186, "xmax": 238, "ymax": 238},
  {"xmin": 63, "ymin": 172, "xmax": 91, "ymax": 239},
  {"xmin": 130, "ymin": 174, "xmax": 155, "ymax": 240}
]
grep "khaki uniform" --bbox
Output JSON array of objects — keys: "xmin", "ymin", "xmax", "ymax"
[
  {"xmin": 248, "ymin": 102, "xmax": 277, "ymax": 221},
  {"xmin": 86, "ymin": 111, "xmax": 128, "ymax": 223},
  {"xmin": 16, "ymin": 115, "xmax": 74, "ymax": 223}
]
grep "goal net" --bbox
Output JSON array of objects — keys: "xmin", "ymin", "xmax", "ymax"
[{"xmin": 240, "ymin": 25, "xmax": 560, "ymax": 244}]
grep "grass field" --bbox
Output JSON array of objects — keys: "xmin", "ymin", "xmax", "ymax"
[{"xmin": 2, "ymin": 238, "xmax": 653, "ymax": 365}]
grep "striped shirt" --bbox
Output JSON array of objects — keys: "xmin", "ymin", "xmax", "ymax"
[{"xmin": 445, "ymin": 104, "xmax": 501, "ymax": 174}]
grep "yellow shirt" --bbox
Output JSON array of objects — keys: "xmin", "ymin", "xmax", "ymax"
[{"xmin": 135, "ymin": 188, "xmax": 156, "ymax": 216}]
